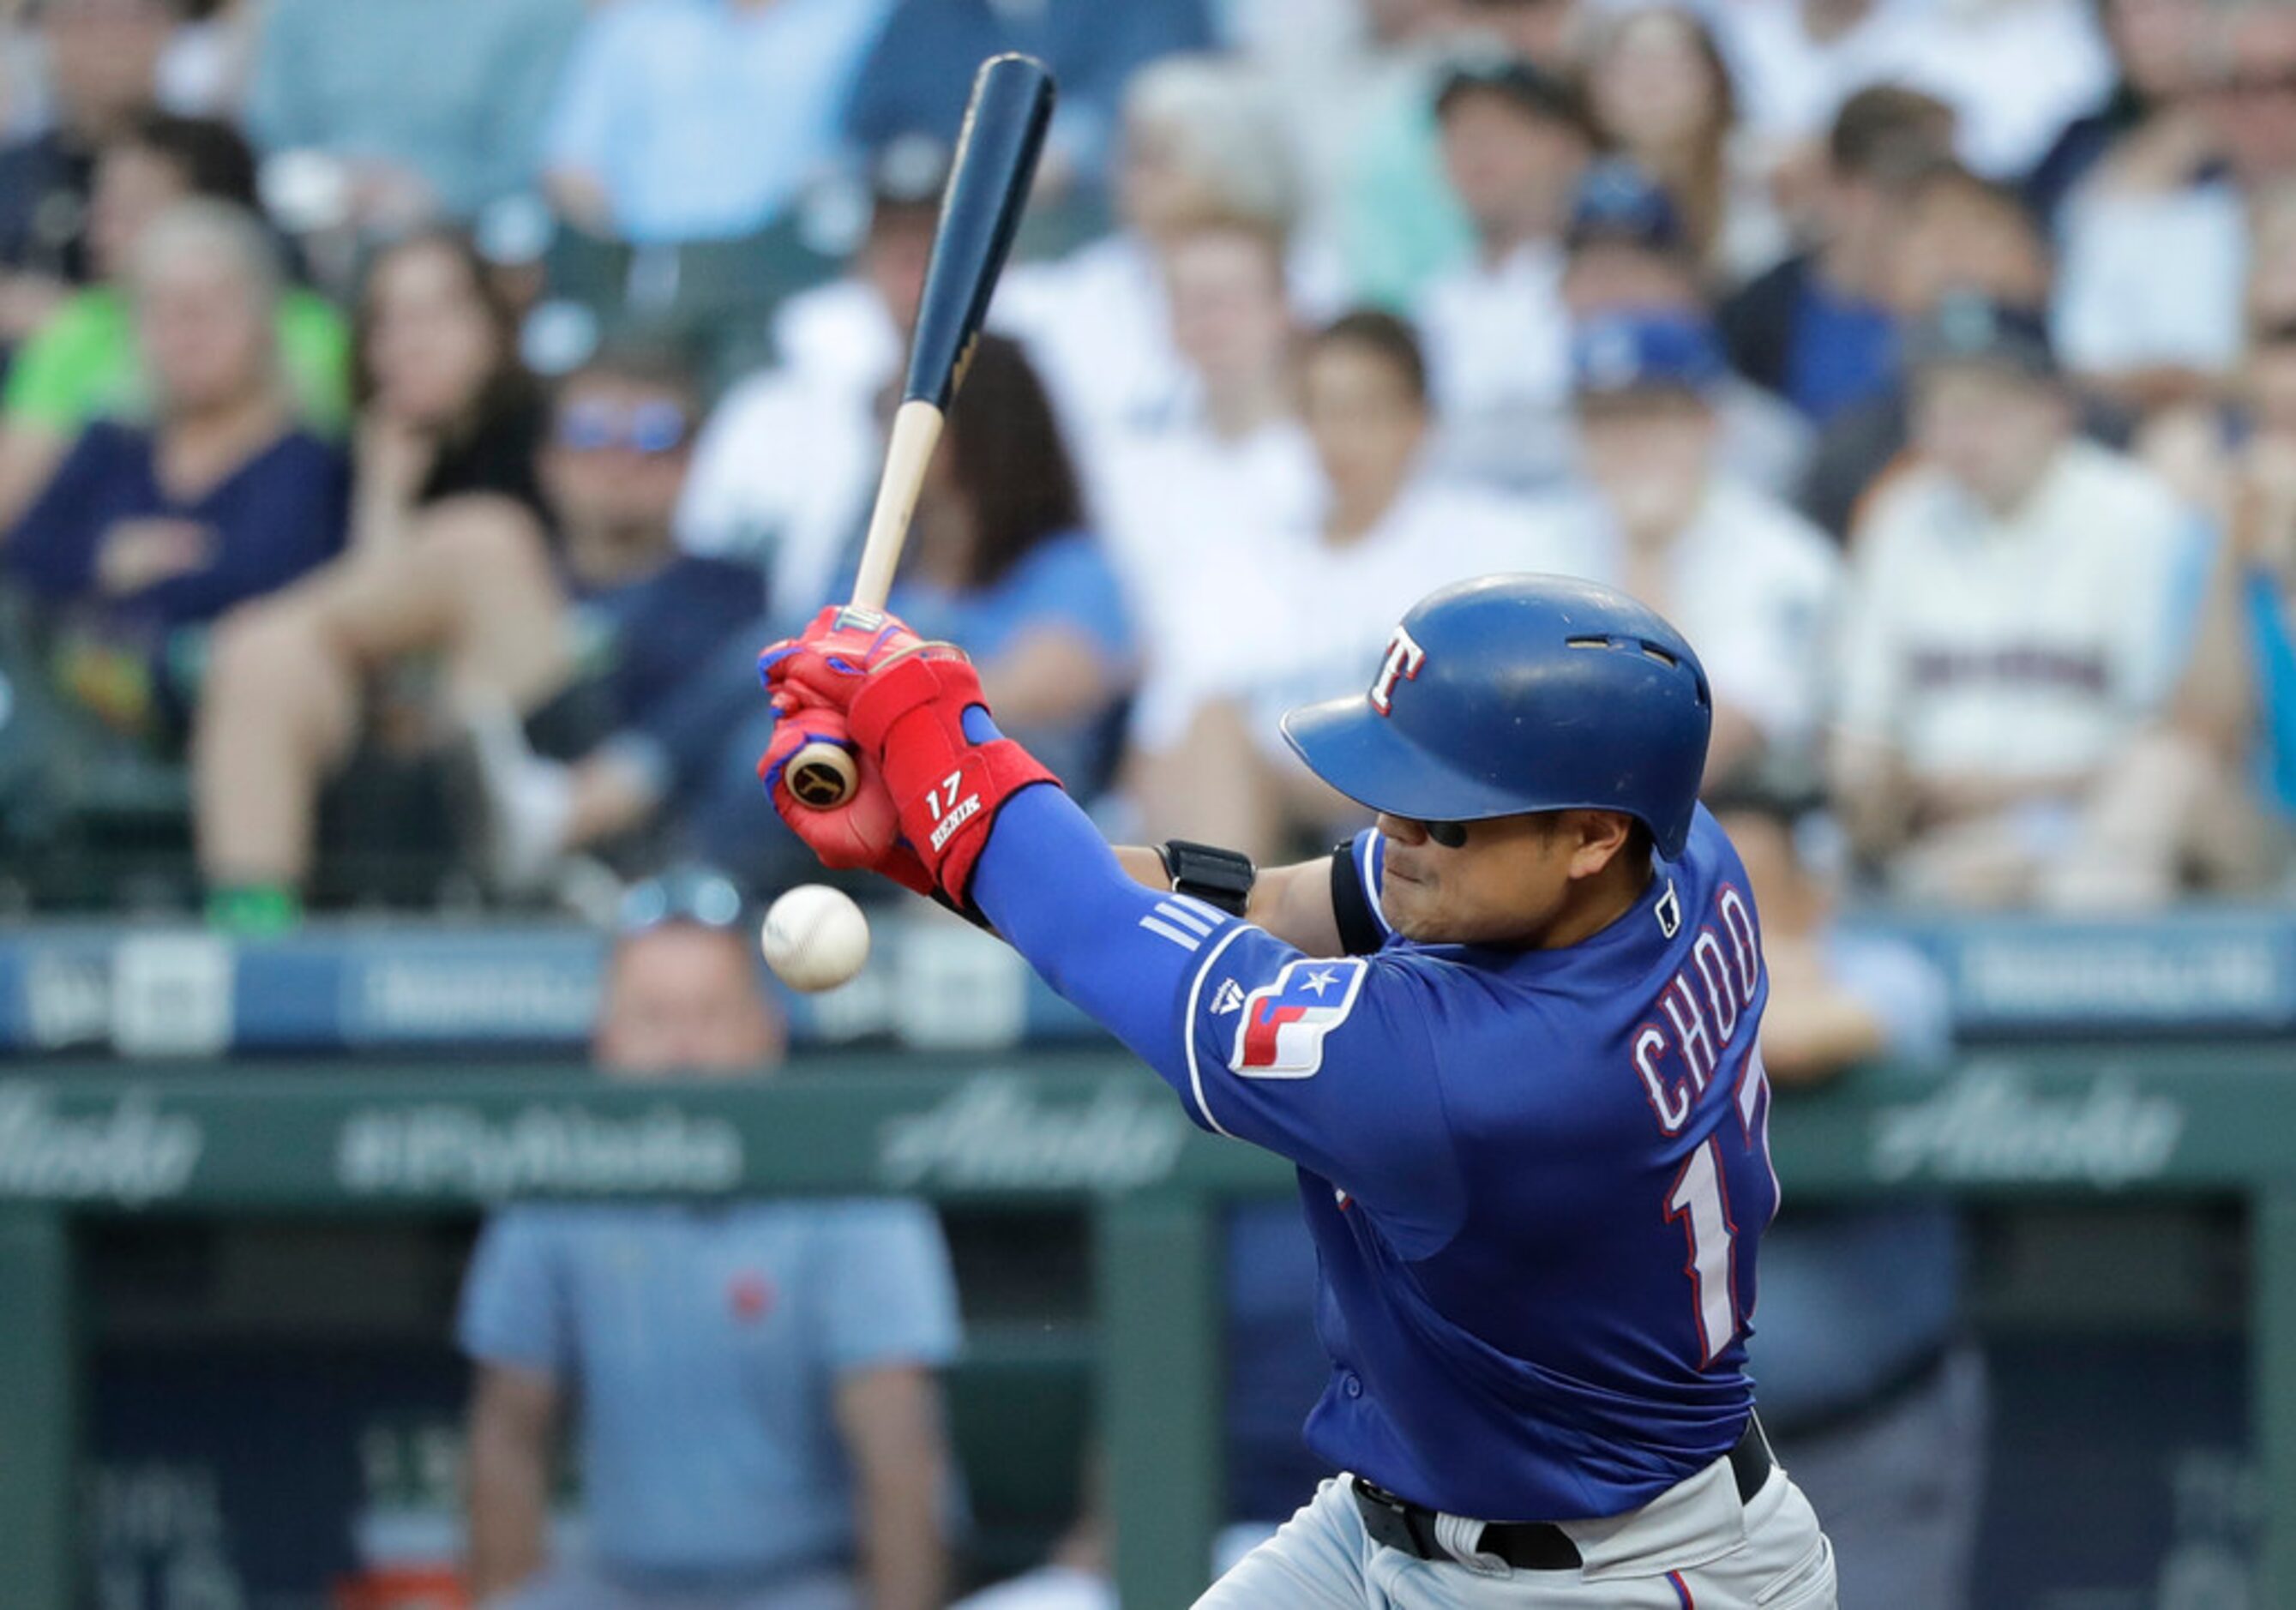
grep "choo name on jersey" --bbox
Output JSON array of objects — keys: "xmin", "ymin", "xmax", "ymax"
[{"xmin": 1631, "ymin": 880, "xmax": 1764, "ymax": 1136}]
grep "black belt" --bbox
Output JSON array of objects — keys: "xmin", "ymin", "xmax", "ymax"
[{"xmin": 1350, "ymin": 1417, "xmax": 1773, "ymax": 1572}]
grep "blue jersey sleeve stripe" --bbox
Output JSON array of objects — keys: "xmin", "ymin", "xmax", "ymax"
[{"xmin": 1181, "ymin": 925, "xmax": 1251, "ymax": 1137}]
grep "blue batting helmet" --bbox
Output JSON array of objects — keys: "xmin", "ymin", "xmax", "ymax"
[{"xmin": 1280, "ymin": 574, "xmax": 1713, "ymax": 858}]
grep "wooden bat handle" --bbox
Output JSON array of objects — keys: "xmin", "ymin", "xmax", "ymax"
[
  {"xmin": 779, "ymin": 401, "xmax": 947, "ymax": 811},
  {"xmin": 850, "ymin": 399, "xmax": 947, "ymax": 614}
]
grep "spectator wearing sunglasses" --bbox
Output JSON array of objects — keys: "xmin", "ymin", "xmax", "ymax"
[
  {"xmin": 465, "ymin": 334, "xmax": 1132, "ymax": 896},
  {"xmin": 191, "ymin": 337, "xmax": 761, "ymax": 929},
  {"xmin": 460, "ymin": 867, "xmax": 960, "ymax": 1610}
]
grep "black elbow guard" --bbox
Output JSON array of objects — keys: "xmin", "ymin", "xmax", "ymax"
[{"xmin": 1330, "ymin": 841, "xmax": 1385, "ymax": 957}]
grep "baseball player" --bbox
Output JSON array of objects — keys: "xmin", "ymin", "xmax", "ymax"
[{"xmin": 756, "ymin": 574, "xmax": 1835, "ymax": 1607}]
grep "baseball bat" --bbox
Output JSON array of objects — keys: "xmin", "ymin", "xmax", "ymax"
[{"xmin": 781, "ymin": 53, "xmax": 1057, "ymax": 811}]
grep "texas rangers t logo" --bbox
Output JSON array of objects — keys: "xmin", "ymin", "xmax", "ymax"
[
  {"xmin": 1367, "ymin": 627, "xmax": 1427, "ymax": 715},
  {"xmin": 1229, "ymin": 958, "xmax": 1369, "ymax": 1078}
]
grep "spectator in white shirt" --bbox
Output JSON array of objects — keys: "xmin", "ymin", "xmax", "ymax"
[
  {"xmin": 1713, "ymin": 0, "xmax": 1922, "ymax": 174},
  {"xmin": 1100, "ymin": 216, "xmax": 1319, "ymax": 737},
  {"xmin": 1830, "ymin": 292, "xmax": 2208, "ymax": 908},
  {"xmin": 1548, "ymin": 308, "xmax": 1842, "ymax": 789},
  {"xmin": 993, "ymin": 54, "xmax": 1334, "ymax": 495},
  {"xmin": 2053, "ymin": 2, "xmax": 2296, "ymax": 412},
  {"xmin": 674, "ymin": 145, "xmax": 941, "ymax": 629},
  {"xmin": 1133, "ymin": 310, "xmax": 1579, "ymax": 858},
  {"xmin": 1414, "ymin": 53, "xmax": 1593, "ymax": 489},
  {"xmin": 1715, "ymin": 0, "xmax": 2110, "ymax": 183}
]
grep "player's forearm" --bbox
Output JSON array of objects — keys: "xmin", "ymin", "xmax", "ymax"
[
  {"xmin": 1113, "ymin": 844, "xmax": 1170, "ymax": 892},
  {"xmin": 1112, "ymin": 845, "xmax": 1344, "ymax": 955}
]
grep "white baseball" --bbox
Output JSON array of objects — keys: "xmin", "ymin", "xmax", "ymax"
[{"xmin": 760, "ymin": 884, "xmax": 872, "ymax": 993}]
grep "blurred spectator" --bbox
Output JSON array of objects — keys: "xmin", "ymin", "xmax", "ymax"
[
  {"xmin": 994, "ymin": 54, "xmax": 1332, "ymax": 484},
  {"xmin": 1457, "ymin": 0, "xmax": 1582, "ymax": 69},
  {"xmin": 1338, "ymin": 0, "xmax": 1587, "ymax": 299},
  {"xmin": 1868, "ymin": 0, "xmax": 2111, "ymax": 179},
  {"xmin": 0, "ymin": 0, "xmax": 174, "ymax": 342},
  {"xmin": 1136, "ymin": 311, "xmax": 1580, "ymax": 859},
  {"xmin": 0, "ymin": 198, "xmax": 346, "ymax": 740},
  {"xmin": 1716, "ymin": 0, "xmax": 2108, "ymax": 182},
  {"xmin": 190, "ymin": 232, "xmax": 555, "ymax": 926},
  {"xmin": 2050, "ymin": 0, "xmax": 2296, "ymax": 411},
  {"xmin": 0, "ymin": 2, "xmax": 45, "ymax": 141},
  {"xmin": 1098, "ymin": 217, "xmax": 1318, "ymax": 665},
  {"xmin": 1412, "ymin": 54, "xmax": 1592, "ymax": 488},
  {"xmin": 541, "ymin": 0, "xmax": 895, "ymax": 245},
  {"xmin": 2136, "ymin": 185, "xmax": 2296, "ymax": 526},
  {"xmin": 1712, "ymin": 0, "xmax": 1917, "ymax": 173},
  {"xmin": 1219, "ymin": 0, "xmax": 1456, "ymax": 312},
  {"xmin": 345, "ymin": 229, "xmax": 550, "ymax": 541},
  {"xmin": 1322, "ymin": 3, "xmax": 1494, "ymax": 312},
  {"xmin": 155, "ymin": 0, "xmax": 257, "ymax": 120},
  {"xmin": 195, "ymin": 336, "xmax": 762, "ymax": 928},
  {"xmin": 0, "ymin": 113, "xmax": 346, "ymax": 528},
  {"xmin": 1715, "ymin": 793, "xmax": 1984, "ymax": 1610},
  {"xmin": 466, "ymin": 335, "xmax": 1124, "ymax": 893},
  {"xmin": 2167, "ymin": 313, "xmax": 2296, "ymax": 884},
  {"xmin": 848, "ymin": 337, "xmax": 1133, "ymax": 787},
  {"xmin": 1556, "ymin": 158, "xmax": 1812, "ymax": 499},
  {"xmin": 1582, "ymin": 5, "xmax": 1788, "ymax": 284},
  {"xmin": 2026, "ymin": 0, "xmax": 2218, "ymax": 229},
  {"xmin": 1544, "ymin": 309, "xmax": 1841, "ymax": 790},
  {"xmin": 1797, "ymin": 158, "xmax": 2081, "ymax": 541},
  {"xmin": 843, "ymin": 0, "xmax": 1213, "ymax": 208},
  {"xmin": 1721, "ymin": 85, "xmax": 1955, "ymax": 425},
  {"xmin": 461, "ymin": 869, "xmax": 958, "ymax": 1610},
  {"xmin": 1830, "ymin": 293, "xmax": 2207, "ymax": 908},
  {"xmin": 676, "ymin": 141, "xmax": 942, "ymax": 629},
  {"xmin": 248, "ymin": 0, "xmax": 581, "ymax": 232}
]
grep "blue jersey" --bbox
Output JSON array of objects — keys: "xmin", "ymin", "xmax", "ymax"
[{"xmin": 974, "ymin": 791, "xmax": 1778, "ymax": 1523}]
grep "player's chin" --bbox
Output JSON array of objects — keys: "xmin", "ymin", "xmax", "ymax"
[{"xmin": 1378, "ymin": 874, "xmax": 1435, "ymax": 939}]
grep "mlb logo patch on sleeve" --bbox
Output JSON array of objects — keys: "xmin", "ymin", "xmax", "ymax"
[{"xmin": 1229, "ymin": 958, "xmax": 1370, "ymax": 1078}]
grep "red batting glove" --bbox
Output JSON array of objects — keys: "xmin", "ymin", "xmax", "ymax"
[
  {"xmin": 756, "ymin": 700, "xmax": 934, "ymax": 898},
  {"xmin": 755, "ymin": 605, "xmax": 930, "ymax": 717},
  {"xmin": 758, "ymin": 606, "xmax": 1059, "ymax": 908},
  {"xmin": 843, "ymin": 648, "xmax": 1058, "ymax": 907}
]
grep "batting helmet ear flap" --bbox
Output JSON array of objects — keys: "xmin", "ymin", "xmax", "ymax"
[{"xmin": 1280, "ymin": 574, "xmax": 1713, "ymax": 859}]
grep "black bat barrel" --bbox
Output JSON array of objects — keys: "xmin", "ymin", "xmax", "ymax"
[{"xmin": 904, "ymin": 53, "xmax": 1056, "ymax": 411}]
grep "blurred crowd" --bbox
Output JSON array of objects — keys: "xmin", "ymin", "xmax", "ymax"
[{"xmin": 0, "ymin": 0, "xmax": 2292, "ymax": 927}]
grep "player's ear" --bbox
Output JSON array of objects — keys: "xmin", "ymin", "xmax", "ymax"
[{"xmin": 1564, "ymin": 811, "xmax": 1635, "ymax": 880}]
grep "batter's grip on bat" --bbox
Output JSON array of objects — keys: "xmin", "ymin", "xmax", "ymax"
[{"xmin": 784, "ymin": 742, "xmax": 860, "ymax": 809}]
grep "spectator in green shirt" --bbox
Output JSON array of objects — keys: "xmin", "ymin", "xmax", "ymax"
[
  {"xmin": 0, "ymin": 113, "xmax": 346, "ymax": 538},
  {"xmin": 5, "ymin": 113, "xmax": 347, "ymax": 440}
]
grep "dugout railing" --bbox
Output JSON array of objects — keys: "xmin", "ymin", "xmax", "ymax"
[{"xmin": 0, "ymin": 1047, "xmax": 2290, "ymax": 1609}]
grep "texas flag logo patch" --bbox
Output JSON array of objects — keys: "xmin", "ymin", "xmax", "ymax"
[{"xmin": 1229, "ymin": 958, "xmax": 1369, "ymax": 1078}]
